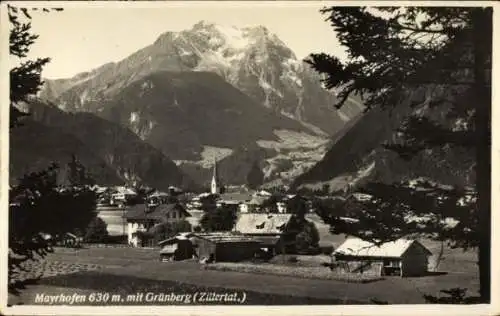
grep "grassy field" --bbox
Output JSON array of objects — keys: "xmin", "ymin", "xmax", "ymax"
[
  {"xmin": 204, "ymin": 262, "xmax": 384, "ymax": 283},
  {"xmin": 23, "ymin": 272, "xmax": 362, "ymax": 305},
  {"xmin": 9, "ymin": 212, "xmax": 480, "ymax": 306},
  {"xmin": 9, "ymin": 242, "xmax": 479, "ymax": 306}
]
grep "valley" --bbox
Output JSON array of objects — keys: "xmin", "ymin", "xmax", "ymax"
[{"xmin": 28, "ymin": 21, "xmax": 365, "ymax": 189}]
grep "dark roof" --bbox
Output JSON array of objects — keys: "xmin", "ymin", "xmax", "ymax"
[
  {"xmin": 252, "ymin": 235, "xmax": 281, "ymax": 246},
  {"xmin": 219, "ymin": 192, "xmax": 253, "ymax": 203},
  {"xmin": 158, "ymin": 232, "xmax": 195, "ymax": 246},
  {"xmin": 193, "ymin": 232, "xmax": 260, "ymax": 244},
  {"xmin": 124, "ymin": 203, "xmax": 191, "ymax": 221}
]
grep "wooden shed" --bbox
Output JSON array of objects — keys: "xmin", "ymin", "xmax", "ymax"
[
  {"xmin": 193, "ymin": 232, "xmax": 261, "ymax": 263},
  {"xmin": 333, "ymin": 237, "xmax": 432, "ymax": 277},
  {"xmin": 158, "ymin": 233, "xmax": 195, "ymax": 262}
]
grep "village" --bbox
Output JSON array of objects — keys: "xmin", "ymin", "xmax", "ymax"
[
  {"xmin": 6, "ymin": 3, "xmax": 489, "ymax": 308},
  {"xmin": 8, "ymin": 158, "xmax": 480, "ymax": 305},
  {"xmin": 70, "ymin": 161, "xmax": 445, "ymax": 279}
]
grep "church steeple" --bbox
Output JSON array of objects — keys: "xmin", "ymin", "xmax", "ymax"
[{"xmin": 210, "ymin": 158, "xmax": 219, "ymax": 194}]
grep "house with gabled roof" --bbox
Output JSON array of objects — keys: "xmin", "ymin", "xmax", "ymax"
[
  {"xmin": 124, "ymin": 203, "xmax": 191, "ymax": 247},
  {"xmin": 217, "ymin": 192, "xmax": 253, "ymax": 212},
  {"xmin": 233, "ymin": 213, "xmax": 300, "ymax": 254},
  {"xmin": 333, "ymin": 237, "xmax": 432, "ymax": 277},
  {"xmin": 192, "ymin": 232, "xmax": 261, "ymax": 263}
]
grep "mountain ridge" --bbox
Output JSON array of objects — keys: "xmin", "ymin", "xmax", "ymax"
[
  {"xmin": 11, "ymin": 101, "xmax": 198, "ymax": 190},
  {"xmin": 39, "ymin": 21, "xmax": 363, "ymax": 135},
  {"xmin": 291, "ymin": 87, "xmax": 475, "ymax": 193}
]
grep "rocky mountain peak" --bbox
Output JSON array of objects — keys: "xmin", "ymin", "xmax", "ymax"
[{"xmin": 40, "ymin": 21, "xmax": 363, "ymax": 136}]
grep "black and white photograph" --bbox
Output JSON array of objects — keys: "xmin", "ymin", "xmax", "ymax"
[{"xmin": 1, "ymin": 1, "xmax": 498, "ymax": 314}]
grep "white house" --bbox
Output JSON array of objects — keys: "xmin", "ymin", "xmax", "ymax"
[
  {"xmin": 123, "ymin": 203, "xmax": 191, "ymax": 247},
  {"xmin": 333, "ymin": 237, "xmax": 432, "ymax": 277}
]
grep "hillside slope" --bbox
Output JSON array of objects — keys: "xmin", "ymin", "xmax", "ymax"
[
  {"xmin": 292, "ymin": 88, "xmax": 474, "ymax": 192},
  {"xmin": 19, "ymin": 102, "xmax": 197, "ymax": 190},
  {"xmin": 10, "ymin": 120, "xmax": 121, "ymax": 185},
  {"xmin": 90, "ymin": 71, "xmax": 330, "ymax": 186}
]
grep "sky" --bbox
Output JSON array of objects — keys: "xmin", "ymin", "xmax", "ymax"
[{"xmin": 18, "ymin": 2, "xmax": 347, "ymax": 79}]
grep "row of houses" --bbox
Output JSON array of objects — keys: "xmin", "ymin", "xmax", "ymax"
[
  {"xmin": 156, "ymin": 211, "xmax": 299, "ymax": 263},
  {"xmin": 123, "ymin": 197, "xmax": 433, "ymax": 278},
  {"xmin": 188, "ymin": 187, "xmax": 313, "ymax": 214},
  {"xmin": 93, "ymin": 185, "xmax": 183, "ymax": 207},
  {"xmin": 123, "ymin": 199, "xmax": 297, "ymax": 248}
]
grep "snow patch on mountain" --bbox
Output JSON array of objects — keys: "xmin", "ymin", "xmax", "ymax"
[
  {"xmin": 214, "ymin": 24, "xmax": 251, "ymax": 49},
  {"xmin": 259, "ymin": 77, "xmax": 283, "ymax": 99},
  {"xmin": 281, "ymin": 58, "xmax": 303, "ymax": 87}
]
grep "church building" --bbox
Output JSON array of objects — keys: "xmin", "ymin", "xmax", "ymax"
[{"xmin": 210, "ymin": 159, "xmax": 223, "ymax": 194}]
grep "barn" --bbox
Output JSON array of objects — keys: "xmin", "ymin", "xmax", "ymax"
[
  {"xmin": 333, "ymin": 237, "xmax": 432, "ymax": 277},
  {"xmin": 192, "ymin": 232, "xmax": 261, "ymax": 263},
  {"xmin": 158, "ymin": 233, "xmax": 195, "ymax": 262}
]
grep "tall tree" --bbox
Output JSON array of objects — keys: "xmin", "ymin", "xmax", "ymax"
[
  {"xmin": 306, "ymin": 7, "xmax": 491, "ymax": 301},
  {"xmin": 295, "ymin": 221, "xmax": 320, "ymax": 253},
  {"xmin": 9, "ymin": 165, "xmax": 97, "ymax": 293},
  {"xmin": 9, "ymin": 5, "xmax": 61, "ymax": 128},
  {"xmin": 66, "ymin": 154, "xmax": 95, "ymax": 186},
  {"xmin": 84, "ymin": 217, "xmax": 109, "ymax": 243},
  {"xmin": 6, "ymin": 5, "xmax": 98, "ymax": 295},
  {"xmin": 246, "ymin": 160, "xmax": 264, "ymax": 190},
  {"xmin": 200, "ymin": 204, "xmax": 238, "ymax": 232}
]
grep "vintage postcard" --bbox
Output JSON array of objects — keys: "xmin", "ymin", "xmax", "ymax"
[{"xmin": 0, "ymin": 1, "xmax": 498, "ymax": 315}]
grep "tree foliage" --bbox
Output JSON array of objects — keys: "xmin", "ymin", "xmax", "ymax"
[
  {"xmin": 66, "ymin": 154, "xmax": 96, "ymax": 186},
  {"xmin": 152, "ymin": 220, "xmax": 192, "ymax": 243},
  {"xmin": 199, "ymin": 193, "xmax": 218, "ymax": 212},
  {"xmin": 84, "ymin": 217, "xmax": 109, "ymax": 243},
  {"xmin": 246, "ymin": 160, "xmax": 264, "ymax": 190},
  {"xmin": 261, "ymin": 194, "xmax": 283, "ymax": 213},
  {"xmin": 200, "ymin": 204, "xmax": 237, "ymax": 232},
  {"xmin": 9, "ymin": 5, "xmax": 62, "ymax": 128},
  {"xmin": 9, "ymin": 164, "xmax": 97, "ymax": 294},
  {"xmin": 295, "ymin": 221, "xmax": 320, "ymax": 253},
  {"xmin": 312, "ymin": 197, "xmax": 348, "ymax": 220},
  {"xmin": 285, "ymin": 195, "xmax": 309, "ymax": 219},
  {"xmin": 6, "ymin": 5, "xmax": 100, "ymax": 295},
  {"xmin": 323, "ymin": 181, "xmax": 477, "ymax": 248},
  {"xmin": 307, "ymin": 7, "xmax": 491, "ymax": 301}
]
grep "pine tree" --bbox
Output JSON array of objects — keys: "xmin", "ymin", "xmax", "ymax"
[
  {"xmin": 67, "ymin": 154, "xmax": 94, "ymax": 187},
  {"xmin": 6, "ymin": 5, "xmax": 99, "ymax": 295},
  {"xmin": 306, "ymin": 7, "xmax": 491, "ymax": 301},
  {"xmin": 9, "ymin": 165, "xmax": 97, "ymax": 294},
  {"xmin": 84, "ymin": 217, "xmax": 109, "ymax": 243},
  {"xmin": 9, "ymin": 5, "xmax": 62, "ymax": 128}
]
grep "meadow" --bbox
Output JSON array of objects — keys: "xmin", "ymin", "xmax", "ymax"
[{"xmin": 9, "ymin": 211, "xmax": 479, "ymax": 306}]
